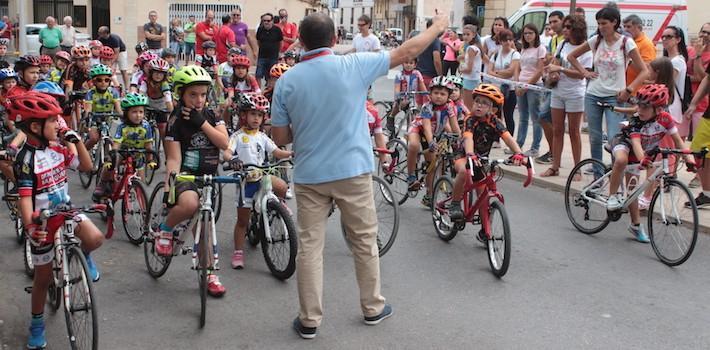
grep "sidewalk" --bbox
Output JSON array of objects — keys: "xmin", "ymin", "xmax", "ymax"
[{"xmin": 487, "ymin": 121, "xmax": 710, "ymax": 231}]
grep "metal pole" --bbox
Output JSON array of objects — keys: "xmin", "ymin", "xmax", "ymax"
[
  {"xmin": 19, "ymin": 0, "xmax": 28, "ymax": 55},
  {"xmin": 569, "ymin": 0, "xmax": 576, "ymax": 16}
]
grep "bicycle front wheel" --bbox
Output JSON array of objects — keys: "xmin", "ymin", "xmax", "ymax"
[
  {"xmin": 122, "ymin": 179, "xmax": 148, "ymax": 245},
  {"xmin": 197, "ymin": 211, "xmax": 212, "ymax": 328},
  {"xmin": 144, "ymin": 182, "xmax": 172, "ymax": 278},
  {"xmin": 145, "ymin": 127, "xmax": 161, "ymax": 185},
  {"xmin": 64, "ymin": 246, "xmax": 99, "ymax": 350},
  {"xmin": 23, "ymin": 235, "xmax": 34, "ymax": 278},
  {"xmin": 487, "ymin": 200, "xmax": 511, "ymax": 278},
  {"xmin": 261, "ymin": 199, "xmax": 298, "ymax": 280},
  {"xmin": 382, "ymin": 138, "xmax": 410, "ymax": 205},
  {"xmin": 431, "ymin": 176, "xmax": 458, "ymax": 241},
  {"xmin": 648, "ymin": 179, "xmax": 698, "ymax": 266},
  {"xmin": 564, "ymin": 158, "xmax": 610, "ymax": 234}
]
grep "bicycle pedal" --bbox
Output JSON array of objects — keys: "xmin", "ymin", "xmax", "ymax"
[
  {"xmin": 454, "ymin": 222, "xmax": 466, "ymax": 230},
  {"xmin": 24, "ymin": 286, "xmax": 32, "ymax": 294},
  {"xmin": 471, "ymin": 215, "xmax": 481, "ymax": 225}
]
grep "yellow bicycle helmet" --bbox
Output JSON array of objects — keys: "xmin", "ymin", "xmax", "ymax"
[{"xmin": 172, "ymin": 65, "xmax": 212, "ymax": 100}]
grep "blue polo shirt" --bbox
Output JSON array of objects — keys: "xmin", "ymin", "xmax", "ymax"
[{"xmin": 271, "ymin": 48, "xmax": 390, "ymax": 184}]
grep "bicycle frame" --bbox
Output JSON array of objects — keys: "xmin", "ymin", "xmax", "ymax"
[
  {"xmin": 459, "ymin": 161, "xmax": 505, "ymax": 238},
  {"xmin": 252, "ymin": 172, "xmax": 287, "ymax": 244},
  {"xmin": 579, "ymin": 159, "xmax": 666, "ymax": 211},
  {"xmin": 104, "ymin": 152, "xmax": 141, "ymax": 239}
]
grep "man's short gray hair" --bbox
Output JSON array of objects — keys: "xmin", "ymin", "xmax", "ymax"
[
  {"xmin": 623, "ymin": 14, "xmax": 643, "ymax": 27},
  {"xmin": 63, "ymin": 16, "xmax": 72, "ymax": 23}
]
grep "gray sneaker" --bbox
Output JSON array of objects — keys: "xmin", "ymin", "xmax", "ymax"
[
  {"xmin": 535, "ymin": 151, "xmax": 553, "ymax": 165},
  {"xmin": 364, "ymin": 304, "xmax": 393, "ymax": 325},
  {"xmin": 523, "ymin": 149, "xmax": 539, "ymax": 157}
]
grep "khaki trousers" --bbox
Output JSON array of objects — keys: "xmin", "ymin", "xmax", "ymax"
[{"xmin": 295, "ymin": 173, "xmax": 386, "ymax": 327}]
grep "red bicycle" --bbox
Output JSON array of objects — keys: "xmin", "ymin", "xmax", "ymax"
[
  {"xmin": 101, "ymin": 148, "xmax": 157, "ymax": 245},
  {"xmin": 431, "ymin": 156, "xmax": 533, "ymax": 277}
]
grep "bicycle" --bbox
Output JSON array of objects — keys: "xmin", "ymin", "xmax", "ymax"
[
  {"xmin": 28, "ymin": 203, "xmax": 106, "ymax": 350},
  {"xmin": 69, "ymin": 90, "xmax": 88, "ymax": 131},
  {"xmin": 100, "ymin": 148, "xmax": 156, "ymax": 245},
  {"xmin": 78, "ymin": 112, "xmax": 121, "ymax": 189},
  {"xmin": 431, "ymin": 156, "xmax": 534, "ymax": 277},
  {"xmin": 144, "ymin": 107, "xmax": 167, "ymax": 185},
  {"xmin": 384, "ymin": 91, "xmax": 429, "ymax": 141},
  {"xmin": 0, "ymin": 151, "xmax": 31, "ymax": 276},
  {"xmin": 402, "ymin": 132, "xmax": 460, "ymax": 206},
  {"xmin": 565, "ymin": 148, "xmax": 707, "ymax": 266},
  {"xmin": 225, "ymin": 158, "xmax": 298, "ymax": 280},
  {"xmin": 144, "ymin": 172, "xmax": 240, "ymax": 328}
]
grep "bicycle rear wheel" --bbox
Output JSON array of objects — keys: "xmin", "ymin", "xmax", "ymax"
[
  {"xmin": 261, "ymin": 199, "xmax": 298, "ymax": 280},
  {"xmin": 14, "ymin": 210, "xmax": 24, "ymax": 245},
  {"xmin": 78, "ymin": 148, "xmax": 95, "ymax": 189},
  {"xmin": 64, "ymin": 246, "xmax": 98, "ymax": 350},
  {"xmin": 197, "ymin": 212, "xmax": 211, "ymax": 328},
  {"xmin": 144, "ymin": 182, "xmax": 172, "ymax": 278},
  {"xmin": 122, "ymin": 179, "xmax": 148, "ymax": 245},
  {"xmin": 48, "ymin": 261, "xmax": 61, "ymax": 312},
  {"xmin": 648, "ymin": 179, "xmax": 698, "ymax": 266},
  {"xmin": 382, "ymin": 138, "xmax": 410, "ymax": 205},
  {"xmin": 431, "ymin": 176, "xmax": 458, "ymax": 241},
  {"xmin": 564, "ymin": 158, "xmax": 610, "ymax": 234},
  {"xmin": 487, "ymin": 200, "xmax": 511, "ymax": 278},
  {"xmin": 342, "ymin": 176, "xmax": 399, "ymax": 257}
]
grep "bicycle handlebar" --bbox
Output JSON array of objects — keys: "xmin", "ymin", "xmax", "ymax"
[
  {"xmin": 473, "ymin": 155, "xmax": 534, "ymax": 188},
  {"xmin": 222, "ymin": 158, "xmax": 293, "ymax": 172},
  {"xmin": 34, "ymin": 203, "xmax": 107, "ymax": 223},
  {"xmin": 395, "ymin": 91, "xmax": 429, "ymax": 98}
]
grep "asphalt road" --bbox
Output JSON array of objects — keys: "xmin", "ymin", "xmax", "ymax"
[{"xmin": 2, "ymin": 71, "xmax": 710, "ymax": 350}]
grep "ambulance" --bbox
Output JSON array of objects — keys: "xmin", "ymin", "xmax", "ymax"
[{"xmin": 507, "ymin": 0, "xmax": 688, "ymax": 42}]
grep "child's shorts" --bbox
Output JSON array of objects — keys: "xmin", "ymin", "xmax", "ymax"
[
  {"xmin": 236, "ymin": 181, "xmax": 261, "ymax": 209},
  {"xmin": 31, "ymin": 213, "xmax": 88, "ymax": 266}
]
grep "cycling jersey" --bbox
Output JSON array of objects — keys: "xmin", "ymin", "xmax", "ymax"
[
  {"xmin": 48, "ymin": 68, "xmax": 64, "ymax": 83},
  {"xmin": 39, "ymin": 71, "xmax": 50, "ymax": 82},
  {"xmin": 15, "ymin": 141, "xmax": 78, "ymax": 211},
  {"xmin": 228, "ymin": 128, "xmax": 277, "ymax": 167},
  {"xmin": 454, "ymin": 100, "xmax": 470, "ymax": 122},
  {"xmin": 394, "ymin": 69, "xmax": 425, "ymax": 98},
  {"xmin": 462, "ymin": 114, "xmax": 509, "ymax": 157},
  {"xmin": 409, "ymin": 101, "xmax": 457, "ymax": 136},
  {"xmin": 165, "ymin": 108, "xmax": 224, "ymax": 176},
  {"xmin": 218, "ymin": 62, "xmax": 233, "ymax": 87},
  {"xmin": 130, "ymin": 70, "xmax": 144, "ymax": 88},
  {"xmin": 611, "ymin": 111, "xmax": 677, "ymax": 161},
  {"xmin": 60, "ymin": 63, "xmax": 91, "ymax": 91},
  {"xmin": 225, "ymin": 75, "xmax": 260, "ymax": 94},
  {"xmin": 90, "ymin": 57, "xmax": 101, "ymax": 67},
  {"xmin": 167, "ymin": 65, "xmax": 176, "ymax": 84},
  {"xmin": 86, "ymin": 87, "xmax": 119, "ymax": 113},
  {"xmin": 366, "ymin": 100, "xmax": 382, "ymax": 135},
  {"xmin": 138, "ymin": 80, "xmax": 171, "ymax": 100},
  {"xmin": 196, "ymin": 54, "xmax": 217, "ymax": 77},
  {"xmin": 113, "ymin": 120, "xmax": 154, "ymax": 149}
]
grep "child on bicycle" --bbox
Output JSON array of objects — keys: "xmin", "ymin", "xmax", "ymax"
[
  {"xmin": 448, "ymin": 75, "xmax": 471, "ymax": 128},
  {"xmin": 130, "ymin": 51, "xmax": 157, "ymax": 93},
  {"xmin": 449, "ymin": 84, "xmax": 524, "ymax": 224},
  {"xmin": 406, "ymin": 76, "xmax": 461, "ymax": 207},
  {"xmin": 61, "ymin": 46, "xmax": 92, "ymax": 97},
  {"xmin": 196, "ymin": 41, "xmax": 219, "ymax": 80},
  {"xmin": 84, "ymin": 64, "xmax": 122, "ymax": 151},
  {"xmin": 156, "ymin": 65, "xmax": 229, "ymax": 297},
  {"xmin": 391, "ymin": 57, "xmax": 427, "ymax": 131},
  {"xmin": 93, "ymin": 93, "xmax": 156, "ymax": 201},
  {"xmin": 0, "ymin": 68, "xmax": 18, "ymax": 187},
  {"xmin": 98, "ymin": 46, "xmax": 122, "ymax": 90},
  {"xmin": 223, "ymin": 55, "xmax": 260, "ymax": 129},
  {"xmin": 264, "ymin": 62, "xmax": 290, "ymax": 102},
  {"xmin": 49, "ymin": 51, "xmax": 71, "ymax": 84},
  {"xmin": 223, "ymin": 92, "xmax": 292, "ymax": 269},
  {"xmin": 8, "ymin": 92, "xmax": 103, "ymax": 350},
  {"xmin": 138, "ymin": 58, "xmax": 174, "ymax": 142},
  {"xmin": 283, "ymin": 51, "xmax": 298, "ymax": 67},
  {"xmin": 161, "ymin": 48, "xmax": 178, "ymax": 84},
  {"xmin": 218, "ymin": 47, "xmax": 243, "ymax": 91},
  {"xmin": 604, "ymin": 84, "xmax": 693, "ymax": 243},
  {"xmin": 13, "ymin": 55, "xmax": 42, "ymax": 93},
  {"xmin": 89, "ymin": 40, "xmax": 103, "ymax": 66},
  {"xmin": 38, "ymin": 55, "xmax": 53, "ymax": 82}
]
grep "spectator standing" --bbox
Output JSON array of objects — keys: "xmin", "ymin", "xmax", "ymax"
[
  {"xmin": 144, "ymin": 10, "xmax": 166, "ymax": 54},
  {"xmin": 169, "ymin": 17, "xmax": 185, "ymax": 62},
  {"xmin": 459, "ymin": 24, "xmax": 482, "ymax": 111},
  {"xmin": 623, "ymin": 15, "xmax": 656, "ymax": 93},
  {"xmin": 687, "ymin": 23, "xmax": 710, "ymax": 141},
  {"xmin": 416, "ymin": 19, "xmax": 443, "ymax": 87},
  {"xmin": 515, "ymin": 23, "xmax": 548, "ymax": 157},
  {"xmin": 59, "ymin": 16, "xmax": 75, "ymax": 52},
  {"xmin": 0, "ymin": 16, "xmax": 13, "ymax": 52},
  {"xmin": 97, "ymin": 26, "xmax": 129, "ymax": 88},
  {"xmin": 183, "ymin": 15, "xmax": 197, "ymax": 64},
  {"xmin": 39, "ymin": 16, "xmax": 62, "ymax": 57},
  {"xmin": 568, "ymin": 7, "xmax": 648, "ymax": 174},
  {"xmin": 195, "ymin": 10, "xmax": 217, "ymax": 57},
  {"xmin": 230, "ymin": 8, "xmax": 257, "ymax": 61},
  {"xmin": 481, "ymin": 17, "xmax": 509, "ymax": 84},
  {"xmin": 271, "ymin": 11, "xmax": 450, "ymax": 340},
  {"xmin": 685, "ymin": 37, "xmax": 710, "ymax": 207},
  {"xmin": 276, "ymin": 9, "xmax": 298, "ymax": 54},
  {"xmin": 350, "ymin": 15, "xmax": 380, "ymax": 53},
  {"xmin": 661, "ymin": 25, "xmax": 689, "ymax": 131},
  {"xmin": 214, "ymin": 15, "xmax": 236, "ymax": 63},
  {"xmin": 547, "ymin": 11, "xmax": 565, "ymax": 59},
  {"xmin": 255, "ymin": 13, "xmax": 283, "ymax": 85},
  {"xmin": 441, "ymin": 29, "xmax": 462, "ymax": 75},
  {"xmin": 486, "ymin": 28, "xmax": 520, "ymax": 137}
]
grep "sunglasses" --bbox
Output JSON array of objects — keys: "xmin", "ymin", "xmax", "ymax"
[
  {"xmin": 563, "ymin": 24, "xmax": 572, "ymax": 29},
  {"xmin": 94, "ymin": 77, "xmax": 112, "ymax": 83},
  {"xmin": 262, "ymin": 19, "xmax": 272, "ymax": 22},
  {"xmin": 661, "ymin": 35, "xmax": 676, "ymax": 40}
]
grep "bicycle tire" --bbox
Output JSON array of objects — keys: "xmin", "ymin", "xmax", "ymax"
[
  {"xmin": 78, "ymin": 143, "xmax": 95, "ymax": 188},
  {"xmin": 212, "ymin": 182, "xmax": 223, "ymax": 223},
  {"xmin": 648, "ymin": 179, "xmax": 698, "ymax": 266},
  {"xmin": 431, "ymin": 176, "xmax": 458, "ymax": 241},
  {"xmin": 564, "ymin": 158, "xmax": 611, "ymax": 234},
  {"xmin": 23, "ymin": 235, "xmax": 34, "ymax": 278},
  {"xmin": 64, "ymin": 246, "xmax": 99, "ymax": 350},
  {"xmin": 260, "ymin": 199, "xmax": 297, "ymax": 280},
  {"xmin": 48, "ymin": 263, "xmax": 61, "ymax": 312},
  {"xmin": 144, "ymin": 182, "xmax": 172, "ymax": 278},
  {"xmin": 145, "ymin": 126, "xmax": 161, "ymax": 185},
  {"xmin": 198, "ymin": 211, "xmax": 211, "ymax": 328},
  {"xmin": 14, "ymin": 210, "xmax": 24, "ymax": 245},
  {"xmin": 487, "ymin": 200, "xmax": 511, "ymax": 278},
  {"xmin": 122, "ymin": 179, "xmax": 148, "ymax": 245},
  {"xmin": 247, "ymin": 211, "xmax": 261, "ymax": 247},
  {"xmin": 383, "ymin": 138, "xmax": 410, "ymax": 205}
]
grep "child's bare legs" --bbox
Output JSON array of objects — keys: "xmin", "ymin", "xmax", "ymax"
[
  {"xmin": 0, "ymin": 160, "xmax": 15, "ymax": 183},
  {"xmin": 232, "ymin": 207, "xmax": 250, "ymax": 268},
  {"xmin": 406, "ymin": 133, "xmax": 421, "ymax": 176},
  {"xmin": 424, "ymin": 152, "xmax": 436, "ymax": 196},
  {"xmin": 452, "ymin": 161, "xmax": 467, "ymax": 201},
  {"xmin": 609, "ymin": 150, "xmax": 629, "ymax": 196}
]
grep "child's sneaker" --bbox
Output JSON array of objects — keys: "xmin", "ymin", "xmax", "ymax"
[
  {"xmin": 91, "ymin": 181, "xmax": 112, "ymax": 203},
  {"xmin": 207, "ymin": 274, "xmax": 226, "ymax": 297},
  {"xmin": 606, "ymin": 193, "xmax": 623, "ymax": 211},
  {"xmin": 84, "ymin": 254, "xmax": 100, "ymax": 282},
  {"xmin": 638, "ymin": 195, "xmax": 651, "ymax": 211},
  {"xmin": 421, "ymin": 194, "xmax": 432, "ymax": 207},
  {"xmin": 406, "ymin": 175, "xmax": 418, "ymax": 191},
  {"xmin": 154, "ymin": 229, "xmax": 174, "ymax": 256},
  {"xmin": 628, "ymin": 224, "xmax": 650, "ymax": 243},
  {"xmin": 27, "ymin": 317, "xmax": 46, "ymax": 349},
  {"xmin": 231, "ymin": 250, "xmax": 244, "ymax": 269}
]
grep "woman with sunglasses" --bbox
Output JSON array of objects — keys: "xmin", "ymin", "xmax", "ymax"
[{"xmin": 661, "ymin": 26, "xmax": 689, "ymax": 135}]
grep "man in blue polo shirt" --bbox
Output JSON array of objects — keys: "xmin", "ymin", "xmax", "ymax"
[{"xmin": 271, "ymin": 12, "xmax": 450, "ymax": 339}]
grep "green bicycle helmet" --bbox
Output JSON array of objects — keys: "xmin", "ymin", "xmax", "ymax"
[
  {"xmin": 447, "ymin": 75, "xmax": 463, "ymax": 89},
  {"xmin": 89, "ymin": 64, "xmax": 113, "ymax": 79},
  {"xmin": 172, "ymin": 65, "xmax": 212, "ymax": 100},
  {"xmin": 121, "ymin": 92, "xmax": 149, "ymax": 110}
]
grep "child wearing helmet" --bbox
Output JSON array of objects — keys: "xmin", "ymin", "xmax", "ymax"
[
  {"xmin": 138, "ymin": 58, "xmax": 174, "ymax": 141},
  {"xmin": 13, "ymin": 55, "xmax": 42, "ymax": 93},
  {"xmin": 38, "ymin": 55, "xmax": 53, "ymax": 82},
  {"xmin": 0, "ymin": 39, "xmax": 9, "ymax": 68},
  {"xmin": 157, "ymin": 65, "xmax": 229, "ymax": 297},
  {"xmin": 61, "ymin": 46, "xmax": 92, "ymax": 96},
  {"xmin": 0, "ymin": 68, "xmax": 17, "ymax": 104},
  {"xmin": 84, "ymin": 64, "xmax": 122, "ymax": 151},
  {"xmin": 283, "ymin": 51, "xmax": 298, "ymax": 66},
  {"xmin": 448, "ymin": 84, "xmax": 524, "ymax": 224},
  {"xmin": 89, "ymin": 40, "xmax": 103, "ymax": 66},
  {"xmin": 603, "ymin": 84, "xmax": 693, "ymax": 243},
  {"xmin": 49, "ymin": 51, "xmax": 71, "ymax": 84},
  {"xmin": 93, "ymin": 93, "xmax": 156, "ymax": 201},
  {"xmin": 130, "ymin": 51, "xmax": 157, "ymax": 93},
  {"xmin": 448, "ymin": 75, "xmax": 470, "ymax": 127},
  {"xmin": 161, "ymin": 48, "xmax": 178, "ymax": 84},
  {"xmin": 391, "ymin": 57, "xmax": 427, "ymax": 129},
  {"xmin": 217, "ymin": 47, "xmax": 242, "ymax": 93},
  {"xmin": 196, "ymin": 40, "xmax": 218, "ymax": 79},
  {"xmin": 406, "ymin": 75, "xmax": 461, "ymax": 207},
  {"xmin": 264, "ymin": 62, "xmax": 290, "ymax": 102},
  {"xmin": 224, "ymin": 55, "xmax": 260, "ymax": 129},
  {"xmin": 8, "ymin": 92, "xmax": 103, "ymax": 350}
]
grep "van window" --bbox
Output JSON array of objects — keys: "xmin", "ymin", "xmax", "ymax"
[{"xmin": 511, "ymin": 11, "xmax": 547, "ymax": 37}]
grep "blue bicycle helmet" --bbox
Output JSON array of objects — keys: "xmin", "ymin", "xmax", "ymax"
[
  {"xmin": 0, "ymin": 68, "xmax": 17, "ymax": 81},
  {"xmin": 32, "ymin": 81, "xmax": 65, "ymax": 98}
]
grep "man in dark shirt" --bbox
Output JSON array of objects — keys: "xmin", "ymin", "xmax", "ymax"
[
  {"xmin": 416, "ymin": 19, "xmax": 443, "ymax": 87},
  {"xmin": 97, "ymin": 26, "xmax": 129, "ymax": 86},
  {"xmin": 255, "ymin": 13, "xmax": 283, "ymax": 86},
  {"xmin": 143, "ymin": 10, "xmax": 165, "ymax": 54}
]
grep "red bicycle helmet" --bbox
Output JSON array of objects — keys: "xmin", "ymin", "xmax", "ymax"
[
  {"xmin": 472, "ymin": 84, "xmax": 505, "ymax": 106},
  {"xmin": 99, "ymin": 46, "xmax": 116, "ymax": 60},
  {"xmin": 148, "ymin": 58, "xmax": 169, "ymax": 73},
  {"xmin": 13, "ymin": 55, "xmax": 41, "ymax": 72},
  {"xmin": 39, "ymin": 55, "xmax": 52, "ymax": 65},
  {"xmin": 237, "ymin": 92, "xmax": 270, "ymax": 114},
  {"xmin": 636, "ymin": 84, "xmax": 669, "ymax": 107},
  {"xmin": 136, "ymin": 51, "xmax": 157, "ymax": 67},
  {"xmin": 6, "ymin": 91, "xmax": 63, "ymax": 123},
  {"xmin": 230, "ymin": 55, "xmax": 251, "ymax": 68},
  {"xmin": 55, "ymin": 51, "xmax": 71, "ymax": 63},
  {"xmin": 71, "ymin": 46, "xmax": 91, "ymax": 59},
  {"xmin": 88, "ymin": 40, "xmax": 103, "ymax": 48}
]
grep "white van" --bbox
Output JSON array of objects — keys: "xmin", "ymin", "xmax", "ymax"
[{"xmin": 508, "ymin": 0, "xmax": 688, "ymax": 42}]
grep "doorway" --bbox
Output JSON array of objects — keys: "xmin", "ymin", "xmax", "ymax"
[{"xmin": 91, "ymin": 0, "xmax": 110, "ymax": 38}]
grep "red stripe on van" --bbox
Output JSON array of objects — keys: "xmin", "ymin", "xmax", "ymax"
[
  {"xmin": 652, "ymin": 9, "xmax": 677, "ymax": 42},
  {"xmin": 527, "ymin": 2, "xmax": 687, "ymax": 11}
]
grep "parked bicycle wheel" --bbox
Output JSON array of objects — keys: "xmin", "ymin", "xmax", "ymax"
[
  {"xmin": 381, "ymin": 138, "xmax": 410, "ymax": 205},
  {"xmin": 64, "ymin": 245, "xmax": 99, "ymax": 350},
  {"xmin": 431, "ymin": 176, "xmax": 458, "ymax": 241},
  {"xmin": 144, "ymin": 182, "xmax": 172, "ymax": 278},
  {"xmin": 261, "ymin": 199, "xmax": 297, "ymax": 280},
  {"xmin": 648, "ymin": 179, "xmax": 698, "ymax": 266},
  {"xmin": 487, "ymin": 200, "xmax": 511, "ymax": 277},
  {"xmin": 122, "ymin": 179, "xmax": 148, "ymax": 245},
  {"xmin": 564, "ymin": 158, "xmax": 611, "ymax": 234}
]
